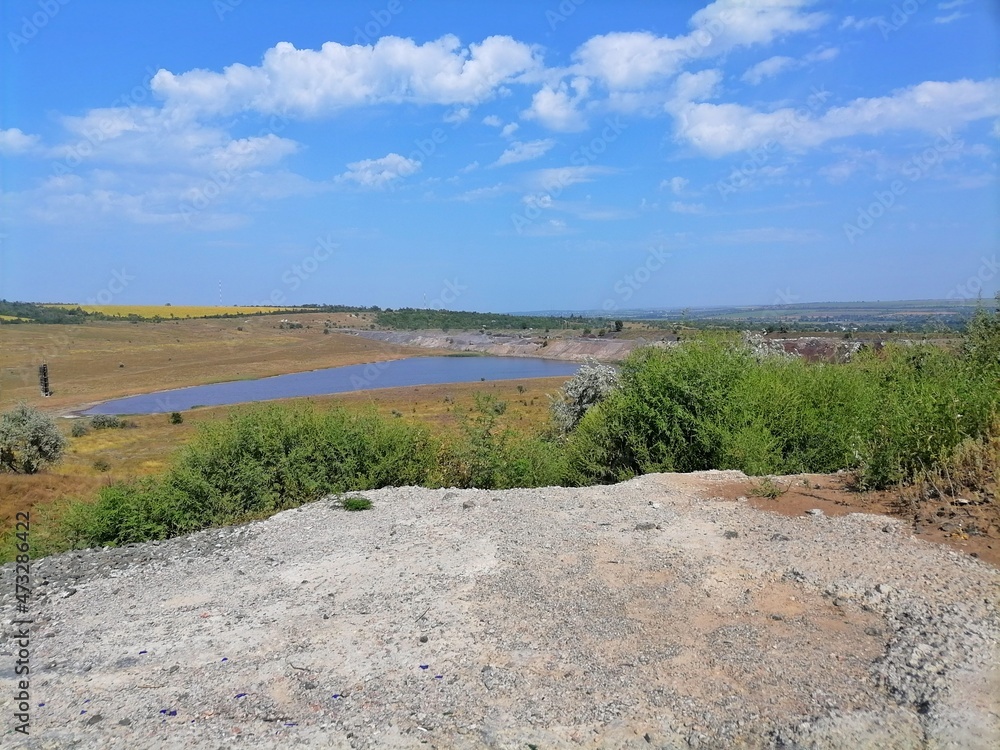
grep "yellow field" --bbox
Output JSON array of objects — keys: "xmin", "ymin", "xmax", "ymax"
[
  {"xmin": 45, "ymin": 304, "xmax": 310, "ymax": 319},
  {"xmin": 0, "ymin": 315, "xmax": 28, "ymax": 321}
]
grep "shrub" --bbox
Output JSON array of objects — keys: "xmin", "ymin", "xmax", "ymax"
[
  {"xmin": 169, "ymin": 412, "xmax": 183, "ymax": 425},
  {"xmin": 439, "ymin": 393, "xmax": 566, "ymax": 489},
  {"xmin": 90, "ymin": 414, "xmax": 137, "ymax": 430},
  {"xmin": 41, "ymin": 404, "xmax": 437, "ymax": 548},
  {"xmin": 550, "ymin": 358, "xmax": 620, "ymax": 434},
  {"xmin": 0, "ymin": 404, "xmax": 67, "ymax": 474},
  {"xmin": 70, "ymin": 422, "xmax": 89, "ymax": 438},
  {"xmin": 566, "ymin": 339, "xmax": 999, "ymax": 490},
  {"xmin": 341, "ymin": 496, "xmax": 373, "ymax": 511}
]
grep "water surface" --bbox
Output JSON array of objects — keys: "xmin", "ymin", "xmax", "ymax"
[{"xmin": 83, "ymin": 356, "xmax": 579, "ymax": 415}]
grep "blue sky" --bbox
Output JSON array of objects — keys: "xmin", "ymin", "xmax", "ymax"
[{"xmin": 0, "ymin": 0, "xmax": 997, "ymax": 312}]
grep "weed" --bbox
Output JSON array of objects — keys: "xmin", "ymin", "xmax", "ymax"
[
  {"xmin": 341, "ymin": 496, "xmax": 373, "ymax": 511},
  {"xmin": 750, "ymin": 477, "xmax": 788, "ymax": 499}
]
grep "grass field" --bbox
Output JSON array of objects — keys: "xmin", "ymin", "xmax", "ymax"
[
  {"xmin": 43, "ymin": 304, "xmax": 312, "ymax": 318},
  {"xmin": 0, "ymin": 313, "xmax": 434, "ymax": 413}
]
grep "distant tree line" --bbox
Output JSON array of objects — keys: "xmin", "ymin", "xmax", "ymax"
[{"xmin": 374, "ymin": 308, "xmax": 612, "ymax": 331}]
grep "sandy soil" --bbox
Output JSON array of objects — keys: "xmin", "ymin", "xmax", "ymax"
[{"xmin": 2, "ymin": 471, "xmax": 997, "ymax": 749}]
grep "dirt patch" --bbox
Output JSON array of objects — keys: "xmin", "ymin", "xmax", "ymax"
[{"xmin": 699, "ymin": 472, "xmax": 1000, "ymax": 568}]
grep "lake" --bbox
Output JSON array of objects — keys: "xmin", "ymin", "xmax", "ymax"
[{"xmin": 82, "ymin": 356, "xmax": 580, "ymax": 415}]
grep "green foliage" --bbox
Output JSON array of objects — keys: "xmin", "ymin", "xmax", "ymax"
[
  {"xmin": 566, "ymin": 339, "xmax": 999, "ymax": 490},
  {"xmin": 438, "ymin": 393, "xmax": 566, "ymax": 490},
  {"xmin": 0, "ymin": 404, "xmax": 67, "ymax": 474},
  {"xmin": 90, "ymin": 414, "xmax": 137, "ymax": 430},
  {"xmin": 41, "ymin": 404, "xmax": 436, "ymax": 549},
  {"xmin": 169, "ymin": 412, "xmax": 184, "ymax": 424},
  {"xmin": 341, "ymin": 496, "xmax": 373, "ymax": 511},
  {"xmin": 374, "ymin": 307, "xmax": 611, "ymax": 331},
  {"xmin": 0, "ymin": 300, "xmax": 93, "ymax": 324},
  {"xmin": 70, "ymin": 422, "xmax": 89, "ymax": 438}
]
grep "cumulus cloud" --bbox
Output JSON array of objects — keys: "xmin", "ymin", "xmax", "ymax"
[
  {"xmin": 0, "ymin": 127, "xmax": 41, "ymax": 155},
  {"xmin": 151, "ymin": 35, "xmax": 542, "ymax": 118},
  {"xmin": 482, "ymin": 114, "xmax": 503, "ymax": 127},
  {"xmin": 493, "ymin": 139, "xmax": 556, "ymax": 166},
  {"xmin": 336, "ymin": 153, "xmax": 422, "ymax": 188},
  {"xmin": 669, "ymin": 78, "xmax": 1000, "ymax": 157},
  {"xmin": 522, "ymin": 79, "xmax": 589, "ymax": 132},
  {"xmin": 573, "ymin": 2, "xmax": 828, "ymax": 91},
  {"xmin": 500, "ymin": 122, "xmax": 519, "ymax": 138}
]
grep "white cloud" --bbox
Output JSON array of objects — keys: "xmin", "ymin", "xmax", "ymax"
[
  {"xmin": 456, "ymin": 183, "xmax": 510, "ymax": 201},
  {"xmin": 493, "ymin": 139, "xmax": 555, "ymax": 167},
  {"xmin": 336, "ymin": 153, "xmax": 421, "ymax": 188},
  {"xmin": 522, "ymin": 79, "xmax": 589, "ymax": 132},
  {"xmin": 482, "ymin": 114, "xmax": 503, "ymax": 127},
  {"xmin": 444, "ymin": 107, "xmax": 471, "ymax": 124},
  {"xmin": 152, "ymin": 35, "xmax": 542, "ymax": 118},
  {"xmin": 500, "ymin": 122, "xmax": 519, "ymax": 138},
  {"xmin": 670, "ymin": 201, "xmax": 706, "ymax": 214},
  {"xmin": 934, "ymin": 11, "xmax": 968, "ymax": 24},
  {"xmin": 528, "ymin": 165, "xmax": 615, "ymax": 191},
  {"xmin": 573, "ymin": 2, "xmax": 828, "ymax": 91},
  {"xmin": 937, "ymin": 0, "xmax": 971, "ymax": 8},
  {"xmin": 742, "ymin": 56, "xmax": 796, "ymax": 85},
  {"xmin": 0, "ymin": 127, "xmax": 41, "ymax": 155},
  {"xmin": 669, "ymin": 78, "xmax": 1000, "ymax": 157},
  {"xmin": 49, "ymin": 106, "xmax": 299, "ymax": 172},
  {"xmin": 661, "ymin": 176, "xmax": 689, "ymax": 194},
  {"xmin": 742, "ymin": 47, "xmax": 838, "ymax": 85},
  {"xmin": 839, "ymin": 15, "xmax": 883, "ymax": 31}
]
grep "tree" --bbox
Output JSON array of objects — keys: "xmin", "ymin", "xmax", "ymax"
[
  {"xmin": 614, "ymin": 320, "xmax": 624, "ymax": 332},
  {"xmin": 0, "ymin": 404, "xmax": 67, "ymax": 473}
]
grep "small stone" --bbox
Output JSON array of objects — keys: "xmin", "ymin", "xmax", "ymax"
[
  {"xmin": 882, "ymin": 524, "xmax": 894, "ymax": 533},
  {"xmin": 62, "ymin": 588, "xmax": 78, "ymax": 598},
  {"xmin": 805, "ymin": 509, "xmax": 824, "ymax": 517},
  {"xmin": 724, "ymin": 530, "xmax": 739, "ymax": 539},
  {"xmin": 634, "ymin": 522, "xmax": 659, "ymax": 531},
  {"xmin": 419, "ymin": 635, "xmax": 428, "ymax": 643},
  {"xmin": 117, "ymin": 718, "xmax": 131, "ymax": 726},
  {"xmin": 462, "ymin": 500, "xmax": 475, "ymax": 510},
  {"xmin": 85, "ymin": 714, "xmax": 103, "ymax": 725}
]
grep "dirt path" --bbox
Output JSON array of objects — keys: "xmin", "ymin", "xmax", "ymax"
[{"xmin": 2, "ymin": 471, "xmax": 998, "ymax": 748}]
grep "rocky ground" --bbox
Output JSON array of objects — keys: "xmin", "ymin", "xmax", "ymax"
[{"xmin": 2, "ymin": 471, "xmax": 998, "ymax": 749}]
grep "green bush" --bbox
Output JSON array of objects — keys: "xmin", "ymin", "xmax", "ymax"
[
  {"xmin": 566, "ymin": 337, "xmax": 999, "ymax": 490},
  {"xmin": 169, "ymin": 412, "xmax": 183, "ymax": 424},
  {"xmin": 0, "ymin": 404, "xmax": 66, "ymax": 474},
  {"xmin": 70, "ymin": 422, "xmax": 89, "ymax": 438},
  {"xmin": 42, "ymin": 404, "xmax": 437, "ymax": 549},
  {"xmin": 438, "ymin": 393, "xmax": 566, "ymax": 489},
  {"xmin": 90, "ymin": 414, "xmax": 137, "ymax": 430}
]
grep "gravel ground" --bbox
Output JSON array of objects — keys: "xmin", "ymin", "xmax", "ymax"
[{"xmin": 2, "ymin": 470, "xmax": 998, "ymax": 749}]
